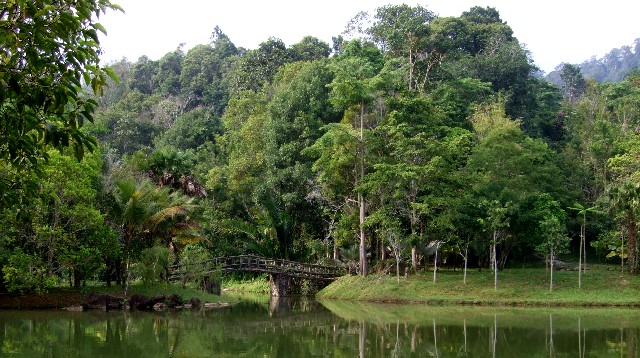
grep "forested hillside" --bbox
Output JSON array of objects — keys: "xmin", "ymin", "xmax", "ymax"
[
  {"xmin": 547, "ymin": 38, "xmax": 640, "ymax": 84},
  {"xmin": 2, "ymin": 3, "xmax": 640, "ymax": 292}
]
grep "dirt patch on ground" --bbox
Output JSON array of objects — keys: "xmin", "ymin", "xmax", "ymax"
[{"xmin": 0, "ymin": 289, "xmax": 85, "ymax": 309}]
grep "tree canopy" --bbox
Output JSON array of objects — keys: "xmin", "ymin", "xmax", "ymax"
[{"xmin": 2, "ymin": 3, "xmax": 640, "ymax": 292}]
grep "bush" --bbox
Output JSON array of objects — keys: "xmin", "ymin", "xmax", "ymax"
[
  {"xmin": 135, "ymin": 244, "xmax": 170, "ymax": 284},
  {"xmin": 1, "ymin": 249, "xmax": 55, "ymax": 294}
]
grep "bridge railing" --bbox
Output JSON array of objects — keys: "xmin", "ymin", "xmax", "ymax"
[{"xmin": 168, "ymin": 255, "xmax": 345, "ymax": 282}]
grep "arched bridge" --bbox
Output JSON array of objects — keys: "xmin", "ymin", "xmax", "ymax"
[{"xmin": 168, "ymin": 255, "xmax": 345, "ymax": 296}]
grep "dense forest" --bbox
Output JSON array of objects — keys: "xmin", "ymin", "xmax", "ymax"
[{"xmin": 2, "ymin": 1, "xmax": 640, "ymax": 292}]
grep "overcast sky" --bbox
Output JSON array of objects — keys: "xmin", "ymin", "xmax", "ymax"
[{"xmin": 98, "ymin": 0, "xmax": 640, "ymax": 74}]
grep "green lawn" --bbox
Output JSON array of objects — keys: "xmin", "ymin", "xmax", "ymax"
[{"xmin": 317, "ymin": 265, "xmax": 640, "ymax": 306}]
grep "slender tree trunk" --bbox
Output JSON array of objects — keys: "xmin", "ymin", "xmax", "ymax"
[
  {"xmin": 411, "ymin": 246, "xmax": 417, "ymax": 272},
  {"xmin": 396, "ymin": 255, "xmax": 400, "ymax": 284},
  {"xmin": 621, "ymin": 233, "xmax": 625, "ymax": 273},
  {"xmin": 463, "ymin": 245, "xmax": 468, "ymax": 285},
  {"xmin": 550, "ymin": 248, "xmax": 555, "ymax": 292},
  {"xmin": 124, "ymin": 259, "xmax": 129, "ymax": 295},
  {"xmin": 433, "ymin": 244, "xmax": 439, "ymax": 285},
  {"xmin": 579, "ymin": 222, "xmax": 583, "ymax": 288},
  {"xmin": 358, "ymin": 103, "xmax": 367, "ymax": 276},
  {"xmin": 583, "ymin": 225, "xmax": 588, "ymax": 272},
  {"xmin": 493, "ymin": 231, "xmax": 498, "ymax": 290},
  {"xmin": 358, "ymin": 192, "xmax": 366, "ymax": 276}
]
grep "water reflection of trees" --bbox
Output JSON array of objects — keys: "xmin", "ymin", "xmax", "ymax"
[
  {"xmin": 1, "ymin": 303, "xmax": 640, "ymax": 356},
  {"xmin": 321, "ymin": 301, "xmax": 640, "ymax": 357}
]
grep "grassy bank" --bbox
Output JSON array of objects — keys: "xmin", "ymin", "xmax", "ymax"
[
  {"xmin": 317, "ymin": 265, "xmax": 640, "ymax": 306},
  {"xmin": 222, "ymin": 276, "xmax": 270, "ymax": 294}
]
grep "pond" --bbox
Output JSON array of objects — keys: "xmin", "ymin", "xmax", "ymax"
[{"xmin": 0, "ymin": 294, "xmax": 638, "ymax": 357}]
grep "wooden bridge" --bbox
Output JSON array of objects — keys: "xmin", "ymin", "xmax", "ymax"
[{"xmin": 168, "ymin": 255, "xmax": 345, "ymax": 296}]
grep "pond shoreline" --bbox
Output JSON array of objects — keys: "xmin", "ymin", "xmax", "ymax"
[
  {"xmin": 3, "ymin": 266, "xmax": 640, "ymax": 309},
  {"xmin": 0, "ymin": 283, "xmax": 233, "ymax": 310}
]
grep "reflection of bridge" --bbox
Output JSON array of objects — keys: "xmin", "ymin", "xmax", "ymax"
[{"xmin": 168, "ymin": 255, "xmax": 345, "ymax": 296}]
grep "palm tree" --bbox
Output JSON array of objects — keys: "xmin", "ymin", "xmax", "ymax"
[{"xmin": 111, "ymin": 178, "xmax": 197, "ymax": 291}]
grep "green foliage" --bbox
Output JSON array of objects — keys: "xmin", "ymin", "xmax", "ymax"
[
  {"xmin": 136, "ymin": 243, "xmax": 170, "ymax": 284},
  {"xmin": 592, "ymin": 230, "xmax": 627, "ymax": 262},
  {"xmin": 535, "ymin": 212, "xmax": 570, "ymax": 258},
  {"xmin": 0, "ymin": 0, "xmax": 120, "ymax": 208},
  {"xmin": 2, "ymin": 248, "xmax": 54, "ymax": 294},
  {"xmin": 559, "ymin": 63, "xmax": 587, "ymax": 102},
  {"xmin": 289, "ymin": 36, "xmax": 331, "ymax": 62},
  {"xmin": 178, "ymin": 244, "xmax": 217, "ymax": 286},
  {"xmin": 5, "ymin": 3, "xmax": 640, "ymax": 292}
]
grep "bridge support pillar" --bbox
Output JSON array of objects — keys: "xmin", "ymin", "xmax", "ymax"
[{"xmin": 269, "ymin": 274, "xmax": 291, "ymax": 297}]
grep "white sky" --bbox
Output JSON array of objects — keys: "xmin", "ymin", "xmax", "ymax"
[{"xmin": 98, "ymin": 0, "xmax": 640, "ymax": 74}]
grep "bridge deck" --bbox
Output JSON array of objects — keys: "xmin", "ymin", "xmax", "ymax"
[{"xmin": 168, "ymin": 255, "xmax": 344, "ymax": 282}]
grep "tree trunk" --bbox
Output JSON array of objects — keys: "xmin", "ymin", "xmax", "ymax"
[
  {"xmin": 411, "ymin": 246, "xmax": 418, "ymax": 272},
  {"xmin": 358, "ymin": 103, "xmax": 367, "ymax": 276},
  {"xmin": 433, "ymin": 244, "xmax": 439, "ymax": 285},
  {"xmin": 628, "ymin": 214, "xmax": 636, "ymax": 274},
  {"xmin": 550, "ymin": 248, "xmax": 555, "ymax": 292},
  {"xmin": 463, "ymin": 245, "xmax": 468, "ymax": 285},
  {"xmin": 73, "ymin": 268, "xmax": 81, "ymax": 289},
  {"xmin": 579, "ymin": 223, "xmax": 583, "ymax": 288},
  {"xmin": 493, "ymin": 231, "xmax": 498, "ymax": 290},
  {"xmin": 359, "ymin": 192, "xmax": 367, "ymax": 276},
  {"xmin": 621, "ymin": 233, "xmax": 625, "ymax": 273},
  {"xmin": 583, "ymin": 225, "xmax": 588, "ymax": 272}
]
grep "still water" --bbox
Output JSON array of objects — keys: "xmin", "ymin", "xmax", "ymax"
[{"xmin": 0, "ymin": 294, "xmax": 639, "ymax": 357}]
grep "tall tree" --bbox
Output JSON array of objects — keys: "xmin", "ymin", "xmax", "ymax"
[
  {"xmin": 464, "ymin": 100, "xmax": 567, "ymax": 273},
  {"xmin": 129, "ymin": 56, "xmax": 158, "ymax": 95},
  {"xmin": 607, "ymin": 182, "xmax": 640, "ymax": 273},
  {"xmin": 367, "ymin": 4, "xmax": 437, "ymax": 92},
  {"xmin": 326, "ymin": 41, "xmax": 381, "ymax": 275},
  {"xmin": 559, "ymin": 63, "xmax": 587, "ymax": 103},
  {"xmin": 154, "ymin": 47, "xmax": 184, "ymax": 96},
  {"xmin": 534, "ymin": 196, "xmax": 570, "ymax": 291}
]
